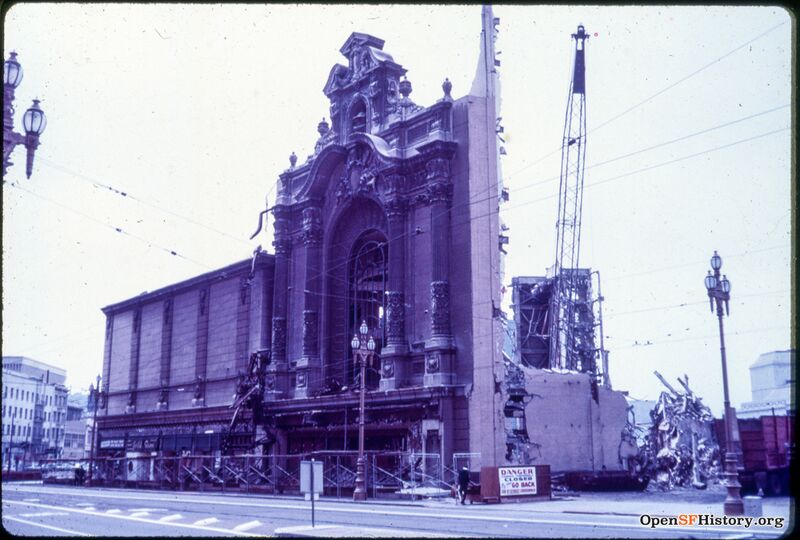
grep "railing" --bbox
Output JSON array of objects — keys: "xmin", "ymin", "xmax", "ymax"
[{"xmin": 38, "ymin": 451, "xmax": 458, "ymax": 499}]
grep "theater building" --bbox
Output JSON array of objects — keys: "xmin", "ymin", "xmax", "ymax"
[{"xmin": 96, "ymin": 25, "xmax": 511, "ymax": 472}]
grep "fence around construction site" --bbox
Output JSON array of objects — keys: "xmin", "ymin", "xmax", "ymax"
[{"xmin": 40, "ymin": 450, "xmax": 475, "ymax": 499}]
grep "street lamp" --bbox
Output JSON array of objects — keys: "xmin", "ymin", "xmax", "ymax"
[
  {"xmin": 88, "ymin": 375, "xmax": 105, "ymax": 486},
  {"xmin": 351, "ymin": 320, "xmax": 376, "ymax": 502},
  {"xmin": 704, "ymin": 250, "xmax": 744, "ymax": 516},
  {"xmin": 3, "ymin": 51, "xmax": 47, "ymax": 180}
]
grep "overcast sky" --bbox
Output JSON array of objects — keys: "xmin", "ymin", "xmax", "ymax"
[{"xmin": 2, "ymin": 4, "xmax": 793, "ymax": 415}]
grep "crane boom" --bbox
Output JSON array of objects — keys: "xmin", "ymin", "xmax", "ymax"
[{"xmin": 550, "ymin": 24, "xmax": 589, "ymax": 371}]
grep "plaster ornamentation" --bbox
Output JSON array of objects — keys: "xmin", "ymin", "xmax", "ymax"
[
  {"xmin": 431, "ymin": 280, "xmax": 451, "ymax": 335},
  {"xmin": 302, "ymin": 310, "xmax": 319, "ymax": 356},
  {"xmin": 385, "ymin": 291, "xmax": 405, "ymax": 340}
]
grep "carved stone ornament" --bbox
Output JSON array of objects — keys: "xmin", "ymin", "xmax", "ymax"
[
  {"xmin": 358, "ymin": 166, "xmax": 378, "ymax": 194},
  {"xmin": 158, "ymin": 387, "xmax": 169, "ymax": 405},
  {"xmin": 127, "ymin": 392, "xmax": 136, "ymax": 407},
  {"xmin": 382, "ymin": 358, "xmax": 395, "ymax": 378},
  {"xmin": 302, "ymin": 310, "xmax": 319, "ymax": 356},
  {"xmin": 272, "ymin": 317, "xmax": 287, "ymax": 356},
  {"xmin": 427, "ymin": 180, "xmax": 453, "ymax": 205},
  {"xmin": 384, "ymin": 197, "xmax": 407, "ymax": 220},
  {"xmin": 425, "ymin": 157, "xmax": 450, "ymax": 181},
  {"xmin": 425, "ymin": 352, "xmax": 441, "ymax": 374},
  {"xmin": 296, "ymin": 372, "xmax": 308, "ymax": 388},
  {"xmin": 383, "ymin": 174, "xmax": 406, "ymax": 196},
  {"xmin": 301, "ymin": 207, "xmax": 323, "ymax": 246},
  {"xmin": 335, "ymin": 173, "xmax": 352, "ymax": 204},
  {"xmin": 265, "ymin": 374, "xmax": 276, "ymax": 391},
  {"xmin": 193, "ymin": 383, "xmax": 202, "ymax": 400},
  {"xmin": 430, "ymin": 280, "xmax": 451, "ymax": 335},
  {"xmin": 412, "ymin": 191, "xmax": 430, "ymax": 208},
  {"xmin": 385, "ymin": 291, "xmax": 405, "ymax": 340},
  {"xmin": 273, "ymin": 237, "xmax": 293, "ymax": 255}
]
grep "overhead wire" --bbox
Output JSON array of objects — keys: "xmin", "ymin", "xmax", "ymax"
[
  {"xmin": 37, "ymin": 157, "xmax": 252, "ymax": 248},
  {"xmin": 5, "ymin": 182, "xmax": 213, "ymax": 270}
]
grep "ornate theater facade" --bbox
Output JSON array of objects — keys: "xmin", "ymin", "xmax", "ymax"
[{"xmin": 95, "ymin": 31, "xmax": 508, "ymax": 477}]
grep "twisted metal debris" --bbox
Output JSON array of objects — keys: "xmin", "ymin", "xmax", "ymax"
[{"xmin": 641, "ymin": 371, "xmax": 722, "ymax": 490}]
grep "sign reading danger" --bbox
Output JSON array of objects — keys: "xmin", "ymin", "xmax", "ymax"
[{"xmin": 498, "ymin": 466, "xmax": 538, "ymax": 496}]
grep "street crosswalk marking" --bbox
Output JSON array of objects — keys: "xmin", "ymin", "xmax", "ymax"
[
  {"xmin": 159, "ymin": 514, "xmax": 183, "ymax": 522},
  {"xmin": 105, "ymin": 509, "xmax": 122, "ymax": 514},
  {"xmin": 22, "ymin": 498, "xmax": 40, "ymax": 502},
  {"xmin": 193, "ymin": 517, "xmax": 220, "ymax": 526},
  {"xmin": 19, "ymin": 512, "xmax": 69, "ymax": 517},
  {"xmin": 129, "ymin": 511, "xmax": 149, "ymax": 518},
  {"xmin": 130, "ymin": 508, "xmax": 162, "ymax": 512},
  {"xmin": 233, "ymin": 520, "xmax": 262, "ymax": 531},
  {"xmin": 75, "ymin": 503, "xmax": 95, "ymax": 507}
]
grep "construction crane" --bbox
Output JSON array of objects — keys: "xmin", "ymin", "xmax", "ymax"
[{"xmin": 549, "ymin": 24, "xmax": 591, "ymax": 372}]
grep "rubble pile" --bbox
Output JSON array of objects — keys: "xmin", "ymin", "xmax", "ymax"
[{"xmin": 642, "ymin": 371, "xmax": 722, "ymax": 490}]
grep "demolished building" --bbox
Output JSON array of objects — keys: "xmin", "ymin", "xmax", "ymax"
[
  {"xmin": 508, "ymin": 275, "xmax": 643, "ymax": 489},
  {"xmin": 642, "ymin": 371, "xmax": 723, "ymax": 489}
]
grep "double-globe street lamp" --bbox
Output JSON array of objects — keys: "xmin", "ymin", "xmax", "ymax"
[
  {"xmin": 3, "ymin": 51, "xmax": 47, "ymax": 180},
  {"xmin": 704, "ymin": 250, "xmax": 744, "ymax": 516},
  {"xmin": 351, "ymin": 321, "xmax": 376, "ymax": 502},
  {"xmin": 88, "ymin": 375, "xmax": 106, "ymax": 486}
]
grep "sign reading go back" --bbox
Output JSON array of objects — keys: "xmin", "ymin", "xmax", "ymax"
[{"xmin": 498, "ymin": 466, "xmax": 538, "ymax": 496}]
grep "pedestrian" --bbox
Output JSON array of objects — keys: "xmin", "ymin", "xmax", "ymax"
[{"xmin": 457, "ymin": 466, "xmax": 470, "ymax": 505}]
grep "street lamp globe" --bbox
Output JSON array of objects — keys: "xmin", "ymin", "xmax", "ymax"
[
  {"xmin": 351, "ymin": 334, "xmax": 360, "ymax": 350},
  {"xmin": 23, "ymin": 99, "xmax": 46, "ymax": 135},
  {"xmin": 4, "ymin": 51, "xmax": 23, "ymax": 88},
  {"xmin": 720, "ymin": 275, "xmax": 731, "ymax": 294},
  {"xmin": 359, "ymin": 320, "xmax": 368, "ymax": 337},
  {"xmin": 710, "ymin": 250, "xmax": 722, "ymax": 271},
  {"xmin": 704, "ymin": 270, "xmax": 717, "ymax": 291},
  {"xmin": 367, "ymin": 336, "xmax": 376, "ymax": 352}
]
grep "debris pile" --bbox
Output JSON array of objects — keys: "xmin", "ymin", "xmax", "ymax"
[{"xmin": 642, "ymin": 371, "xmax": 722, "ymax": 490}]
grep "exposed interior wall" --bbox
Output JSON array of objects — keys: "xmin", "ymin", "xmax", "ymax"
[{"xmin": 522, "ymin": 367, "xmax": 628, "ymax": 472}]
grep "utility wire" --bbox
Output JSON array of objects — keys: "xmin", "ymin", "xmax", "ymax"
[
  {"xmin": 502, "ymin": 18, "xmax": 789, "ymax": 181},
  {"xmin": 6, "ymin": 182, "xmax": 213, "ymax": 270},
  {"xmin": 38, "ymin": 157, "xmax": 251, "ymax": 248}
]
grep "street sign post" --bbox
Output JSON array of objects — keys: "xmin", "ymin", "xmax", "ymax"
[{"xmin": 300, "ymin": 459, "xmax": 323, "ymax": 527}]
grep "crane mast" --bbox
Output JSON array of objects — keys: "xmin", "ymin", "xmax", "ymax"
[{"xmin": 549, "ymin": 25, "xmax": 589, "ymax": 371}]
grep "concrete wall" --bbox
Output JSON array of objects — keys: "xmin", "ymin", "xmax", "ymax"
[{"xmin": 522, "ymin": 368, "xmax": 628, "ymax": 472}]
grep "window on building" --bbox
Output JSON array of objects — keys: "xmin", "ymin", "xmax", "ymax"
[
  {"xmin": 347, "ymin": 230, "xmax": 387, "ymax": 384},
  {"xmin": 350, "ymin": 99, "xmax": 368, "ymax": 134}
]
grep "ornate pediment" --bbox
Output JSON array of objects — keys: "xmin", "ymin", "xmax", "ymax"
[{"xmin": 323, "ymin": 33, "xmax": 407, "ymax": 138}]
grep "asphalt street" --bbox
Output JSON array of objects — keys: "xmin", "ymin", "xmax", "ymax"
[{"xmin": 1, "ymin": 483, "xmax": 789, "ymax": 538}]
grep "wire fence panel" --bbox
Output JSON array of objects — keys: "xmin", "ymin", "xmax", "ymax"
[{"xmin": 38, "ymin": 451, "xmax": 454, "ymax": 499}]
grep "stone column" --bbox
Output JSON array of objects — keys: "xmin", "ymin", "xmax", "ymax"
[
  {"xmin": 295, "ymin": 206, "xmax": 323, "ymax": 398},
  {"xmin": 380, "ymin": 176, "xmax": 408, "ymax": 390},
  {"xmin": 266, "ymin": 204, "xmax": 292, "ymax": 400},
  {"xmin": 424, "ymin": 158, "xmax": 455, "ymax": 386}
]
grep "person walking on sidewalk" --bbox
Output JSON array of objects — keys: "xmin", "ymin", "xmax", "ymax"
[{"xmin": 457, "ymin": 467, "xmax": 470, "ymax": 505}]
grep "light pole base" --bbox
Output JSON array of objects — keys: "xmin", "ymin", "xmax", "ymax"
[
  {"xmin": 353, "ymin": 456, "xmax": 367, "ymax": 502},
  {"xmin": 723, "ymin": 451, "xmax": 744, "ymax": 516}
]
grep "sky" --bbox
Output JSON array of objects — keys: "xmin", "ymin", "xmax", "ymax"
[{"xmin": 2, "ymin": 4, "xmax": 793, "ymax": 416}]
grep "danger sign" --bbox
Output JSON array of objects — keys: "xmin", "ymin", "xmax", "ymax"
[{"xmin": 498, "ymin": 466, "xmax": 538, "ymax": 496}]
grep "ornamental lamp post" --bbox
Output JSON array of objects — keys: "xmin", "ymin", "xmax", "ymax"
[
  {"xmin": 704, "ymin": 250, "xmax": 744, "ymax": 516},
  {"xmin": 351, "ymin": 320, "xmax": 376, "ymax": 502},
  {"xmin": 3, "ymin": 51, "xmax": 47, "ymax": 180}
]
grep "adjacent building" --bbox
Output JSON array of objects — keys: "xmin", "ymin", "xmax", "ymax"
[
  {"xmin": 738, "ymin": 350, "xmax": 795, "ymax": 419},
  {"xmin": 2, "ymin": 356, "xmax": 69, "ymax": 468}
]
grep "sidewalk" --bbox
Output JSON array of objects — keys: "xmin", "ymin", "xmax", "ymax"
[{"xmin": 274, "ymin": 525, "xmax": 455, "ymax": 538}]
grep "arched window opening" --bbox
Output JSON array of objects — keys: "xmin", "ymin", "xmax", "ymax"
[
  {"xmin": 350, "ymin": 99, "xmax": 367, "ymax": 135},
  {"xmin": 347, "ymin": 230, "xmax": 387, "ymax": 385}
]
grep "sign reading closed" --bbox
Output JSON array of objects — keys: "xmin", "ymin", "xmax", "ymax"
[{"xmin": 498, "ymin": 466, "xmax": 538, "ymax": 496}]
